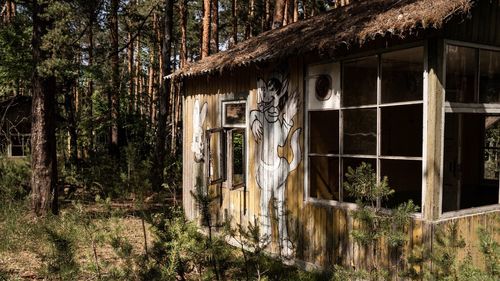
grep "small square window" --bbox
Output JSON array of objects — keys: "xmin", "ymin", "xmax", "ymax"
[{"xmin": 223, "ymin": 101, "xmax": 246, "ymax": 127}]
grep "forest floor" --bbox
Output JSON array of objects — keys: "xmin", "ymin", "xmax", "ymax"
[{"xmin": 0, "ymin": 199, "xmax": 159, "ymax": 280}]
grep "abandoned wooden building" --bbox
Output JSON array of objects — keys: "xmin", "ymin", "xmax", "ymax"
[
  {"xmin": 177, "ymin": 0, "xmax": 500, "ymax": 272},
  {"xmin": 0, "ymin": 95, "xmax": 31, "ymax": 157}
]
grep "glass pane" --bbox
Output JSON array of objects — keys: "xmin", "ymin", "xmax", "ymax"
[
  {"xmin": 380, "ymin": 159, "xmax": 422, "ymax": 209},
  {"xmin": 342, "ymin": 56, "xmax": 378, "ymax": 107},
  {"xmin": 343, "ymin": 108, "xmax": 377, "ymax": 155},
  {"xmin": 11, "ymin": 146, "xmax": 24, "ymax": 157},
  {"xmin": 443, "ymin": 113, "xmax": 500, "ymax": 212},
  {"xmin": 309, "ymin": 156, "xmax": 339, "ymax": 201},
  {"xmin": 445, "ymin": 45, "xmax": 476, "ymax": 103},
  {"xmin": 232, "ymin": 130, "xmax": 245, "ymax": 187},
  {"xmin": 224, "ymin": 102, "xmax": 246, "ymax": 126},
  {"xmin": 342, "ymin": 157, "xmax": 376, "ymax": 203},
  {"xmin": 381, "ymin": 104, "xmax": 423, "ymax": 157},
  {"xmin": 309, "ymin": 110, "xmax": 339, "ymax": 154},
  {"xmin": 381, "ymin": 47, "xmax": 424, "ymax": 103},
  {"xmin": 479, "ymin": 50, "xmax": 500, "ymax": 103},
  {"xmin": 484, "ymin": 116, "xmax": 500, "ymax": 180}
]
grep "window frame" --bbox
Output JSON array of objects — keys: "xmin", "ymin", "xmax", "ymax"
[
  {"xmin": 304, "ymin": 43, "xmax": 426, "ymax": 216},
  {"xmin": 221, "ymin": 99, "xmax": 248, "ymax": 190},
  {"xmin": 439, "ymin": 40, "xmax": 500, "ymax": 218},
  {"xmin": 7, "ymin": 133, "xmax": 30, "ymax": 158}
]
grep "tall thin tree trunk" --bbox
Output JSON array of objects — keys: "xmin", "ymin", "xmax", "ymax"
[
  {"xmin": 201, "ymin": 0, "xmax": 211, "ymax": 58},
  {"xmin": 293, "ymin": 0, "xmax": 299, "ymax": 22},
  {"xmin": 65, "ymin": 82, "xmax": 78, "ymax": 165},
  {"xmin": 262, "ymin": 0, "xmax": 270, "ymax": 31},
  {"xmin": 155, "ymin": 12, "xmax": 164, "ymax": 124},
  {"xmin": 210, "ymin": 0, "xmax": 218, "ymax": 53},
  {"xmin": 152, "ymin": 0, "xmax": 174, "ymax": 192},
  {"xmin": 311, "ymin": 0, "xmax": 317, "ymax": 17},
  {"xmin": 231, "ymin": 0, "xmax": 237, "ymax": 47},
  {"xmin": 245, "ymin": 0, "xmax": 255, "ymax": 39},
  {"xmin": 283, "ymin": 0, "xmax": 289, "ymax": 26},
  {"xmin": 31, "ymin": 0, "xmax": 58, "ymax": 216},
  {"xmin": 135, "ymin": 36, "xmax": 141, "ymax": 115},
  {"xmin": 109, "ymin": 0, "xmax": 120, "ymax": 155},
  {"xmin": 179, "ymin": 0, "xmax": 188, "ymax": 68},
  {"xmin": 272, "ymin": 0, "xmax": 286, "ymax": 29},
  {"xmin": 127, "ymin": 31, "xmax": 135, "ymax": 115},
  {"xmin": 148, "ymin": 47, "xmax": 155, "ymax": 124},
  {"xmin": 86, "ymin": 18, "xmax": 95, "ymax": 155}
]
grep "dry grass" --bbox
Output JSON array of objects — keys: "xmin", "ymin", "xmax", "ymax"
[{"xmin": 0, "ymin": 202, "xmax": 154, "ymax": 280}]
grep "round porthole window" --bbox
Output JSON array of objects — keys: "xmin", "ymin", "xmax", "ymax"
[{"xmin": 315, "ymin": 74, "xmax": 332, "ymax": 101}]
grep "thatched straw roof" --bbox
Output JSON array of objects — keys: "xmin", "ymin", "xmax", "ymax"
[{"xmin": 174, "ymin": 0, "xmax": 473, "ymax": 78}]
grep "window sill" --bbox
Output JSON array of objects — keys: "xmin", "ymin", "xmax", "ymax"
[
  {"xmin": 438, "ymin": 204, "xmax": 500, "ymax": 222},
  {"xmin": 304, "ymin": 197, "xmax": 423, "ymax": 219}
]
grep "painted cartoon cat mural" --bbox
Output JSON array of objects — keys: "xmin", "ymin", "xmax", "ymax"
[{"xmin": 250, "ymin": 74, "xmax": 302, "ymax": 257}]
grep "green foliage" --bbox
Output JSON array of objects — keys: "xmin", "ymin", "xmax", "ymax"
[
  {"xmin": 344, "ymin": 162, "xmax": 394, "ymax": 207},
  {"xmin": 0, "ymin": 156, "xmax": 30, "ymax": 202},
  {"xmin": 341, "ymin": 162, "xmax": 419, "ymax": 279}
]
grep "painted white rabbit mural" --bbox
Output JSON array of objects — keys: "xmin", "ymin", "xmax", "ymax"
[
  {"xmin": 249, "ymin": 73, "xmax": 302, "ymax": 257},
  {"xmin": 191, "ymin": 99, "xmax": 208, "ymax": 162}
]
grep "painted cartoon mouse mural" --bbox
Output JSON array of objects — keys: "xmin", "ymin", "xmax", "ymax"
[{"xmin": 250, "ymin": 73, "xmax": 302, "ymax": 257}]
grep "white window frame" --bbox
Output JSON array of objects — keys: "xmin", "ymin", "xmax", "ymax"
[
  {"xmin": 222, "ymin": 100, "xmax": 247, "ymax": 128},
  {"xmin": 439, "ymin": 40, "xmax": 500, "ymax": 219},
  {"xmin": 7, "ymin": 133, "xmax": 30, "ymax": 158},
  {"xmin": 220, "ymin": 99, "xmax": 248, "ymax": 189},
  {"xmin": 304, "ymin": 43, "xmax": 427, "ymax": 217}
]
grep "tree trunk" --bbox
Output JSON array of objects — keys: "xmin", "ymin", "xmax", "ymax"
[
  {"xmin": 134, "ymin": 35, "xmax": 141, "ymax": 114},
  {"xmin": 179, "ymin": 0, "xmax": 188, "ymax": 68},
  {"xmin": 86, "ymin": 16, "xmax": 95, "ymax": 156},
  {"xmin": 148, "ymin": 46, "xmax": 155, "ymax": 124},
  {"xmin": 245, "ymin": 0, "xmax": 255, "ymax": 39},
  {"xmin": 283, "ymin": 0, "xmax": 289, "ymax": 26},
  {"xmin": 65, "ymin": 81, "xmax": 78, "ymax": 165},
  {"xmin": 210, "ymin": 0, "xmax": 218, "ymax": 53},
  {"xmin": 152, "ymin": 0, "xmax": 174, "ymax": 192},
  {"xmin": 272, "ymin": 0, "xmax": 286, "ymax": 29},
  {"xmin": 109, "ymin": 0, "xmax": 120, "ymax": 156},
  {"xmin": 201, "ymin": 0, "xmax": 210, "ymax": 58},
  {"xmin": 231, "ymin": 0, "xmax": 237, "ymax": 47},
  {"xmin": 311, "ymin": 0, "xmax": 317, "ymax": 17},
  {"xmin": 31, "ymin": 0, "xmax": 58, "ymax": 216},
  {"xmin": 293, "ymin": 0, "xmax": 299, "ymax": 22},
  {"xmin": 262, "ymin": 0, "xmax": 270, "ymax": 31},
  {"xmin": 127, "ymin": 31, "xmax": 135, "ymax": 115}
]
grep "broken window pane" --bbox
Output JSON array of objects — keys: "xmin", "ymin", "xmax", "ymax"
[
  {"xmin": 445, "ymin": 45, "xmax": 477, "ymax": 103},
  {"xmin": 343, "ymin": 108, "xmax": 377, "ymax": 155},
  {"xmin": 224, "ymin": 102, "xmax": 246, "ymax": 126},
  {"xmin": 479, "ymin": 50, "xmax": 500, "ymax": 103},
  {"xmin": 443, "ymin": 113, "xmax": 500, "ymax": 212},
  {"xmin": 342, "ymin": 56, "xmax": 378, "ymax": 107},
  {"xmin": 380, "ymin": 159, "xmax": 422, "ymax": 209},
  {"xmin": 381, "ymin": 47, "xmax": 424, "ymax": 103},
  {"xmin": 381, "ymin": 104, "xmax": 423, "ymax": 157},
  {"xmin": 309, "ymin": 110, "xmax": 339, "ymax": 154},
  {"xmin": 309, "ymin": 156, "xmax": 340, "ymax": 201}
]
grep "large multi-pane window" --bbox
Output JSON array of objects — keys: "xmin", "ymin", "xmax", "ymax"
[
  {"xmin": 308, "ymin": 47, "xmax": 424, "ymax": 209},
  {"xmin": 443, "ymin": 44, "xmax": 500, "ymax": 213}
]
